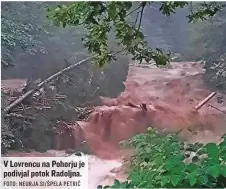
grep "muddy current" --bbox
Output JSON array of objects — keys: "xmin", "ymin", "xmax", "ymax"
[{"xmin": 6, "ymin": 61, "xmax": 226, "ymax": 188}]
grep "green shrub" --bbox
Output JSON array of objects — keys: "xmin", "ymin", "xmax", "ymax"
[{"xmin": 98, "ymin": 128, "xmax": 226, "ymax": 188}]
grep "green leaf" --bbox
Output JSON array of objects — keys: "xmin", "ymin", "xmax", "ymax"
[
  {"xmin": 164, "ymin": 159, "xmax": 176, "ymax": 170},
  {"xmin": 171, "ymin": 162, "xmax": 186, "ymax": 174},
  {"xmin": 198, "ymin": 175, "xmax": 208, "ymax": 185},
  {"xmin": 170, "ymin": 174, "xmax": 181, "ymax": 186},
  {"xmin": 208, "ymin": 164, "xmax": 220, "ymax": 178},
  {"xmin": 205, "ymin": 143, "xmax": 219, "ymax": 157},
  {"xmin": 187, "ymin": 171, "xmax": 197, "ymax": 186},
  {"xmin": 186, "ymin": 163, "xmax": 198, "ymax": 172},
  {"xmin": 160, "ymin": 176, "xmax": 170, "ymax": 187},
  {"xmin": 205, "ymin": 153, "xmax": 220, "ymax": 166}
]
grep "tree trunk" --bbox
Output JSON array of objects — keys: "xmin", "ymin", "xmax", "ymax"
[{"xmin": 3, "ymin": 56, "xmax": 96, "ymax": 114}]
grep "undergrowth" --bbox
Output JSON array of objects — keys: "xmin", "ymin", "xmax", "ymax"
[{"xmin": 98, "ymin": 127, "xmax": 226, "ymax": 188}]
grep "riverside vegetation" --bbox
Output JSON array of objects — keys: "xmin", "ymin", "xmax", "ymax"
[{"xmin": 98, "ymin": 128, "xmax": 226, "ymax": 188}]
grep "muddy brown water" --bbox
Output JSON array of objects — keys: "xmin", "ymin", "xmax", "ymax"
[{"xmin": 6, "ymin": 61, "xmax": 226, "ymax": 188}]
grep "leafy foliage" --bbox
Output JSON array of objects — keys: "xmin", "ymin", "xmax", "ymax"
[
  {"xmin": 184, "ymin": 4, "xmax": 226, "ymax": 92},
  {"xmin": 98, "ymin": 128, "xmax": 226, "ymax": 188},
  {"xmin": 1, "ymin": 2, "xmax": 131, "ymax": 153},
  {"xmin": 47, "ymin": 2, "xmax": 169, "ymax": 67},
  {"xmin": 1, "ymin": 2, "xmax": 49, "ymax": 67},
  {"xmin": 187, "ymin": 2, "xmax": 225, "ymax": 22},
  {"xmin": 185, "ymin": 4, "xmax": 226, "ymax": 60},
  {"xmin": 204, "ymin": 53, "xmax": 226, "ymax": 92},
  {"xmin": 159, "ymin": 2, "xmax": 189, "ymax": 17},
  {"xmin": 47, "ymin": 1, "xmax": 224, "ymax": 67},
  {"xmin": 1, "ymin": 56, "xmax": 129, "ymax": 153}
]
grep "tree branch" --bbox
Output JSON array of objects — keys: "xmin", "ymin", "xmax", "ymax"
[
  {"xmin": 126, "ymin": 4, "xmax": 142, "ymax": 17},
  {"xmin": 207, "ymin": 104, "xmax": 226, "ymax": 115},
  {"xmin": 138, "ymin": 4, "xmax": 145, "ymax": 30},
  {"xmin": 134, "ymin": 10, "xmax": 141, "ymax": 27}
]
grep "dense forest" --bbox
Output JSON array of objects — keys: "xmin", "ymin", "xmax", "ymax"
[
  {"xmin": 1, "ymin": 1, "xmax": 226, "ymax": 188},
  {"xmin": 2, "ymin": 2, "xmax": 226, "ymax": 91},
  {"xmin": 1, "ymin": 2, "xmax": 129, "ymax": 152}
]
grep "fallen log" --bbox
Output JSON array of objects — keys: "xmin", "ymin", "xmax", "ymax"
[
  {"xmin": 3, "ymin": 49, "xmax": 124, "ymax": 114},
  {"xmin": 3, "ymin": 56, "xmax": 96, "ymax": 114},
  {"xmin": 177, "ymin": 92, "xmax": 217, "ymax": 135},
  {"xmin": 194, "ymin": 92, "xmax": 216, "ymax": 111}
]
